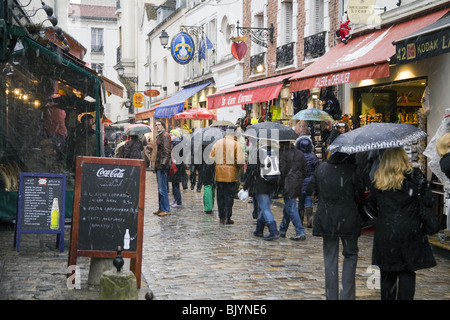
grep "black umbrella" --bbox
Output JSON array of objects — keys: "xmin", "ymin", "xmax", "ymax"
[
  {"xmin": 191, "ymin": 127, "xmax": 225, "ymax": 146},
  {"xmin": 328, "ymin": 122, "xmax": 427, "ymax": 155},
  {"xmin": 244, "ymin": 121, "xmax": 298, "ymax": 141}
]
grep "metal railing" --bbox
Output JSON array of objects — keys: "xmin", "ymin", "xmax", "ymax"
[{"xmin": 304, "ymin": 31, "xmax": 326, "ymax": 60}]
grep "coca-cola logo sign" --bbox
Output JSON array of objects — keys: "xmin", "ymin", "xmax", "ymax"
[{"xmin": 96, "ymin": 168, "xmax": 125, "ymax": 178}]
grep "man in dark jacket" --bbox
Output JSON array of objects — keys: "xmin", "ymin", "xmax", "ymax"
[
  {"xmin": 117, "ymin": 135, "xmax": 144, "ymax": 159},
  {"xmin": 279, "ymin": 142, "xmax": 307, "ymax": 241},
  {"xmin": 306, "ymin": 152, "xmax": 363, "ymax": 300},
  {"xmin": 151, "ymin": 120, "xmax": 172, "ymax": 217}
]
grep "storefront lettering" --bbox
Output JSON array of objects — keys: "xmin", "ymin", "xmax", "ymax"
[
  {"xmin": 314, "ymin": 72, "xmax": 350, "ymax": 88},
  {"xmin": 221, "ymin": 93, "xmax": 254, "ymax": 107},
  {"xmin": 417, "ymin": 39, "xmax": 439, "ymax": 55},
  {"xmin": 443, "ymin": 35, "xmax": 450, "ymax": 50}
]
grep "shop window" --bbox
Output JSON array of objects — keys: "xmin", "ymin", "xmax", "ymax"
[
  {"xmin": 353, "ymin": 77, "xmax": 427, "ymax": 127},
  {"xmin": 353, "ymin": 77, "xmax": 428, "ymax": 171}
]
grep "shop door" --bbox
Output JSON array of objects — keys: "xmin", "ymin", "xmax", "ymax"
[{"xmin": 355, "ymin": 89, "xmax": 397, "ymax": 125}]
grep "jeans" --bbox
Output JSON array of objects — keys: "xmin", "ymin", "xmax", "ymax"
[
  {"xmin": 322, "ymin": 235, "xmax": 359, "ymax": 300},
  {"xmin": 255, "ymin": 194, "xmax": 275, "ymax": 223},
  {"xmin": 156, "ymin": 169, "xmax": 170, "ymax": 212},
  {"xmin": 172, "ymin": 182, "xmax": 182, "ymax": 205},
  {"xmin": 298, "ymin": 193, "xmax": 312, "ymax": 209},
  {"xmin": 280, "ymin": 197, "xmax": 306, "ymax": 236}
]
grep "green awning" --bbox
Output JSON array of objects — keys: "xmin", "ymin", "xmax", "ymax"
[{"xmin": 12, "ymin": 36, "xmax": 103, "ymax": 154}]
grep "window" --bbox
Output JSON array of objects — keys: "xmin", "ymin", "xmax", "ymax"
[
  {"xmin": 253, "ymin": 13, "xmax": 264, "ymax": 54},
  {"xmin": 281, "ymin": 0, "xmax": 293, "ymax": 44},
  {"xmin": 312, "ymin": 0, "xmax": 324, "ymax": 34},
  {"xmin": 206, "ymin": 19, "xmax": 217, "ymax": 71},
  {"xmin": 91, "ymin": 28, "xmax": 104, "ymax": 53},
  {"xmin": 92, "ymin": 63, "xmax": 103, "ymax": 75}
]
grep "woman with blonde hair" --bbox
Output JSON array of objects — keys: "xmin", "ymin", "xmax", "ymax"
[{"xmin": 369, "ymin": 147, "xmax": 436, "ymax": 300}]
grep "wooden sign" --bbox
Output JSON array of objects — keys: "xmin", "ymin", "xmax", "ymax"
[
  {"xmin": 15, "ymin": 173, "xmax": 66, "ymax": 252},
  {"xmin": 68, "ymin": 157, "xmax": 146, "ymax": 288}
]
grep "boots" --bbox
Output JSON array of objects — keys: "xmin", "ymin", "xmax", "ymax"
[
  {"xmin": 298, "ymin": 208, "xmax": 304, "ymax": 225},
  {"xmin": 264, "ymin": 221, "xmax": 279, "ymax": 241},
  {"xmin": 305, "ymin": 207, "xmax": 313, "ymax": 228},
  {"xmin": 253, "ymin": 219, "xmax": 265, "ymax": 237}
]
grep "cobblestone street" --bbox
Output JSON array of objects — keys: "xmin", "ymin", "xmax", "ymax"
[{"xmin": 0, "ymin": 171, "xmax": 449, "ymax": 301}]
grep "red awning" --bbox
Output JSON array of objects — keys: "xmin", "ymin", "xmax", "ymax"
[
  {"xmin": 207, "ymin": 73, "xmax": 293, "ymax": 110},
  {"xmin": 289, "ymin": 9, "xmax": 449, "ymax": 92}
]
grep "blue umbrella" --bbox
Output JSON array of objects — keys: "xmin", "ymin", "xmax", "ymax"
[{"xmin": 292, "ymin": 108, "xmax": 334, "ymax": 122}]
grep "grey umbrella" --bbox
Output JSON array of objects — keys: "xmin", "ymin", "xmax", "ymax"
[
  {"xmin": 191, "ymin": 127, "xmax": 225, "ymax": 146},
  {"xmin": 244, "ymin": 121, "xmax": 298, "ymax": 141},
  {"xmin": 328, "ymin": 122, "xmax": 427, "ymax": 154}
]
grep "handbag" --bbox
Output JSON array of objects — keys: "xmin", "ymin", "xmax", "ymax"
[
  {"xmin": 410, "ymin": 168, "xmax": 440, "ymax": 235},
  {"xmin": 419, "ymin": 200, "xmax": 440, "ymax": 235},
  {"xmin": 168, "ymin": 160, "xmax": 178, "ymax": 177}
]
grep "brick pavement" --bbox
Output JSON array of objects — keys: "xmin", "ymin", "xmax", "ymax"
[{"xmin": 0, "ymin": 171, "xmax": 449, "ymax": 300}]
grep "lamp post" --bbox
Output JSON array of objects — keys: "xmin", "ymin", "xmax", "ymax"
[{"xmin": 147, "ymin": 32, "xmax": 152, "ymax": 109}]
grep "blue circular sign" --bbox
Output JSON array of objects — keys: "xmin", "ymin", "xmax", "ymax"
[{"xmin": 171, "ymin": 32, "xmax": 195, "ymax": 65}]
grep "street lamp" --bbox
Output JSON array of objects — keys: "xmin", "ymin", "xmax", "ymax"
[
  {"xmin": 159, "ymin": 30, "xmax": 169, "ymax": 48},
  {"xmin": 117, "ymin": 64, "xmax": 138, "ymax": 83}
]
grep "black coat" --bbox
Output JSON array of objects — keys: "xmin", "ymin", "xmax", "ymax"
[
  {"xmin": 243, "ymin": 163, "xmax": 279, "ymax": 196},
  {"xmin": 440, "ymin": 152, "xmax": 450, "ymax": 179},
  {"xmin": 368, "ymin": 168, "xmax": 437, "ymax": 272},
  {"xmin": 280, "ymin": 146, "xmax": 306, "ymax": 199},
  {"xmin": 168, "ymin": 137, "xmax": 184, "ymax": 184},
  {"xmin": 306, "ymin": 152, "xmax": 363, "ymax": 237}
]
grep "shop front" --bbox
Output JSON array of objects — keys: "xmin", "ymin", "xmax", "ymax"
[
  {"xmin": 288, "ymin": 8, "xmax": 450, "ymax": 229},
  {"xmin": 207, "ymin": 73, "xmax": 295, "ymax": 129},
  {"xmin": 152, "ymin": 81, "xmax": 214, "ymax": 131},
  {"xmin": 289, "ymin": 8, "xmax": 449, "ymax": 160},
  {"xmin": 0, "ymin": 11, "xmax": 123, "ymax": 219}
]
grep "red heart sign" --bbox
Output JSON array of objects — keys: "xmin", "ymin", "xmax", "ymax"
[{"xmin": 231, "ymin": 41, "xmax": 247, "ymax": 61}]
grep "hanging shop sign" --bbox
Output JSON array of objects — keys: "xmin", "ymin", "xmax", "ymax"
[
  {"xmin": 133, "ymin": 92, "xmax": 145, "ymax": 108},
  {"xmin": 395, "ymin": 24, "xmax": 450, "ymax": 65},
  {"xmin": 144, "ymin": 89, "xmax": 160, "ymax": 97},
  {"xmin": 347, "ymin": 0, "xmax": 379, "ymax": 25},
  {"xmin": 171, "ymin": 32, "xmax": 195, "ymax": 65}
]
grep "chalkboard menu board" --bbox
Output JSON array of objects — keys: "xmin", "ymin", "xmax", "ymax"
[
  {"xmin": 15, "ymin": 173, "xmax": 66, "ymax": 252},
  {"xmin": 78, "ymin": 162, "xmax": 140, "ymax": 251},
  {"xmin": 68, "ymin": 157, "xmax": 145, "ymax": 288}
]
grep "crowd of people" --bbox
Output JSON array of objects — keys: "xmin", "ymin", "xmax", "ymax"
[{"xmin": 109, "ymin": 116, "xmax": 445, "ymax": 301}]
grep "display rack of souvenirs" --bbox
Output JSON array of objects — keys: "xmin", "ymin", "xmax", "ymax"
[
  {"xmin": 397, "ymin": 107, "xmax": 419, "ymax": 125},
  {"xmin": 359, "ymin": 113, "xmax": 382, "ymax": 126},
  {"xmin": 309, "ymin": 122, "xmax": 325, "ymax": 160}
]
